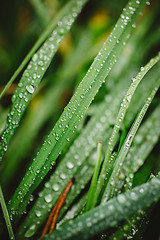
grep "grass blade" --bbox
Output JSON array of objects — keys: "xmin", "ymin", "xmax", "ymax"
[
  {"xmin": 44, "ymin": 175, "xmax": 160, "ymax": 240},
  {"xmin": 1, "ymin": 30, "xmax": 93, "ymax": 187},
  {"xmin": 0, "ymin": 0, "xmax": 85, "ymax": 101},
  {"xmin": 102, "ymin": 79, "xmax": 160, "ymax": 202},
  {"xmin": 111, "ymin": 104, "xmax": 160, "ymax": 194},
  {"xmin": 18, "ymin": 59, "xmax": 160, "ymax": 237},
  {"xmin": 85, "ymin": 142, "xmax": 102, "ymax": 212},
  {"xmin": 0, "ymin": 186, "xmax": 15, "ymax": 240},
  {"xmin": 8, "ymin": 0, "xmax": 147, "ymax": 222},
  {"xmin": 0, "ymin": 0, "xmax": 87, "ymax": 162},
  {"xmin": 94, "ymin": 53, "xmax": 160, "ymax": 205},
  {"xmin": 125, "ymin": 105, "xmax": 160, "ymax": 177}
]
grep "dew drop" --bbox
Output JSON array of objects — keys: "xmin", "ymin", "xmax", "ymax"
[
  {"xmin": 117, "ymin": 194, "xmax": 126, "ymax": 204},
  {"xmin": 126, "ymin": 94, "xmax": 131, "ymax": 102},
  {"xmin": 35, "ymin": 211, "xmax": 41, "ymax": 217},
  {"xmin": 60, "ymin": 173, "xmax": 66, "ymax": 179},
  {"xmin": 53, "ymin": 184, "xmax": 59, "ymax": 191},
  {"xmin": 25, "ymin": 224, "xmax": 36, "ymax": 238},
  {"xmin": 18, "ymin": 82, "xmax": 23, "ymax": 87},
  {"xmin": 67, "ymin": 162, "xmax": 74, "ymax": 169},
  {"xmin": 33, "ymin": 54, "xmax": 38, "ymax": 61},
  {"xmin": 33, "ymin": 73, "xmax": 37, "ymax": 79},
  {"xmin": 130, "ymin": 192, "xmax": 138, "ymax": 200},
  {"xmin": 26, "ymin": 85, "xmax": 35, "ymax": 94},
  {"xmin": 44, "ymin": 194, "xmax": 52, "ymax": 203},
  {"xmin": 19, "ymin": 93, "xmax": 23, "ymax": 99},
  {"xmin": 59, "ymin": 28, "xmax": 65, "ymax": 35}
]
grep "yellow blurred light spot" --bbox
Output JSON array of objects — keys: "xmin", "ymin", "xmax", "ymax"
[
  {"xmin": 59, "ymin": 34, "xmax": 73, "ymax": 57},
  {"xmin": 89, "ymin": 10, "xmax": 109, "ymax": 29},
  {"xmin": 29, "ymin": 95, "xmax": 42, "ymax": 111}
]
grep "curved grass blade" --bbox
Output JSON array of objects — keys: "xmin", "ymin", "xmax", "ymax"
[
  {"xmin": 18, "ymin": 60, "xmax": 159, "ymax": 237},
  {"xmin": 44, "ymin": 175, "xmax": 160, "ymax": 240},
  {"xmin": 8, "ymin": 0, "xmax": 147, "ymax": 221},
  {"xmin": 110, "ymin": 104, "xmax": 160, "ymax": 194},
  {"xmin": 0, "ymin": 186, "xmax": 15, "ymax": 240},
  {"xmin": 17, "ymin": 76, "xmax": 128, "ymax": 237},
  {"xmin": 14, "ymin": 53, "xmax": 158, "ymax": 236},
  {"xmin": 0, "ymin": 0, "xmax": 88, "ymax": 162},
  {"xmin": 1, "ymin": 31, "xmax": 93, "ymax": 187},
  {"xmin": 0, "ymin": 0, "xmax": 85, "ymax": 101},
  {"xmin": 109, "ymin": 173, "xmax": 158, "ymax": 240},
  {"xmin": 102, "ymin": 79, "xmax": 160, "ymax": 202},
  {"xmin": 94, "ymin": 53, "xmax": 160, "ymax": 205},
  {"xmin": 17, "ymin": 147, "xmax": 105, "ymax": 238},
  {"xmin": 124, "ymin": 105, "xmax": 160, "ymax": 179}
]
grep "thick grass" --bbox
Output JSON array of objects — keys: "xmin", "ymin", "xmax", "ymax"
[{"xmin": 0, "ymin": 0, "xmax": 160, "ymax": 239}]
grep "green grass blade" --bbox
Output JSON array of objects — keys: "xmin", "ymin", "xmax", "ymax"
[
  {"xmin": 0, "ymin": 107, "xmax": 9, "ymax": 136},
  {"xmin": 85, "ymin": 142, "xmax": 102, "ymax": 212},
  {"xmin": 18, "ymin": 155, "xmax": 96, "ymax": 238},
  {"xmin": 0, "ymin": 186, "xmax": 15, "ymax": 240},
  {"xmin": 8, "ymin": 0, "xmax": 147, "ymax": 222},
  {"xmin": 0, "ymin": 0, "xmax": 85, "ymax": 101},
  {"xmin": 103, "ymin": 79, "xmax": 160, "ymax": 202},
  {"xmin": 0, "ymin": 0, "xmax": 87, "ymax": 162},
  {"xmin": 104, "ymin": 105, "xmax": 160, "ymax": 208},
  {"xmin": 109, "ymin": 174, "xmax": 158, "ymax": 240},
  {"xmin": 124, "ymin": 105, "xmax": 160, "ymax": 178},
  {"xmin": 1, "ymin": 31, "xmax": 93, "ymax": 187},
  {"xmin": 94, "ymin": 53, "xmax": 160, "ymax": 205},
  {"xmin": 17, "ymin": 80, "xmax": 126, "ymax": 237},
  {"xmin": 58, "ymin": 193, "xmax": 88, "ymax": 228},
  {"xmin": 18, "ymin": 61, "xmax": 159, "ymax": 237},
  {"xmin": 44, "ymin": 175, "xmax": 160, "ymax": 240}
]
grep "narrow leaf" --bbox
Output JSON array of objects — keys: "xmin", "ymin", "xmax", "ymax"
[
  {"xmin": 8, "ymin": 0, "xmax": 147, "ymax": 222},
  {"xmin": 85, "ymin": 142, "xmax": 102, "ymax": 212},
  {"xmin": 0, "ymin": 0, "xmax": 87, "ymax": 162},
  {"xmin": 0, "ymin": 186, "xmax": 15, "ymax": 240},
  {"xmin": 94, "ymin": 53, "xmax": 160, "ymax": 205},
  {"xmin": 44, "ymin": 176, "xmax": 160, "ymax": 240},
  {"xmin": 103, "ymin": 79, "xmax": 160, "ymax": 202}
]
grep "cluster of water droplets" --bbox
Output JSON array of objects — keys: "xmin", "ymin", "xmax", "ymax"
[
  {"xmin": 13, "ymin": 0, "xmax": 155, "ymax": 236},
  {"xmin": 122, "ymin": 105, "xmax": 160, "ymax": 181},
  {"xmin": 0, "ymin": 0, "xmax": 87, "ymax": 163},
  {"xmin": 17, "ymin": 75, "xmax": 127, "ymax": 237},
  {"xmin": 49, "ymin": 176, "xmax": 160, "ymax": 240}
]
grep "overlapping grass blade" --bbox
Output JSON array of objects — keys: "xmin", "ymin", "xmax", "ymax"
[
  {"xmin": 44, "ymin": 175, "xmax": 160, "ymax": 240},
  {"xmin": 1, "ymin": 31, "xmax": 93, "ymax": 187},
  {"xmin": 17, "ymin": 52, "xmax": 160, "ymax": 237},
  {"xmin": 102, "ymin": 79, "xmax": 160, "ymax": 202},
  {"xmin": 124, "ymin": 105, "xmax": 160, "ymax": 179},
  {"xmin": 19, "ymin": 156, "xmax": 96, "ymax": 238},
  {"xmin": 0, "ymin": 0, "xmax": 86, "ymax": 101},
  {"xmin": 58, "ymin": 193, "xmax": 88, "ymax": 227},
  {"xmin": 18, "ymin": 59, "xmax": 160, "ymax": 237},
  {"xmin": 17, "ymin": 79, "xmax": 126, "ymax": 237},
  {"xmin": 0, "ymin": 0, "xmax": 88, "ymax": 162},
  {"xmin": 111, "ymin": 104, "xmax": 160, "ymax": 194},
  {"xmin": 8, "ymin": 0, "xmax": 147, "ymax": 222},
  {"xmin": 94, "ymin": 53, "xmax": 160, "ymax": 205}
]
